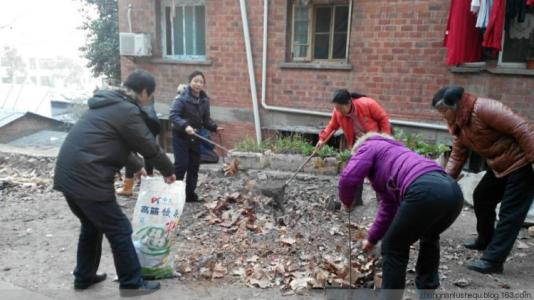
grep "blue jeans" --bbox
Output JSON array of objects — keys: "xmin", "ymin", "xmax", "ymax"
[{"xmin": 65, "ymin": 196, "xmax": 143, "ymax": 288}]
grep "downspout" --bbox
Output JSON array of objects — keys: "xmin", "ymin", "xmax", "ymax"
[
  {"xmin": 260, "ymin": 0, "xmax": 447, "ymax": 131},
  {"xmin": 239, "ymin": 0, "xmax": 262, "ymax": 144}
]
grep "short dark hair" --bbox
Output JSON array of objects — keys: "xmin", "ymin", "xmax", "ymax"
[
  {"xmin": 432, "ymin": 85, "xmax": 464, "ymax": 108},
  {"xmin": 350, "ymin": 92, "xmax": 366, "ymax": 99},
  {"xmin": 332, "ymin": 89, "xmax": 352, "ymax": 105},
  {"xmin": 188, "ymin": 70, "xmax": 206, "ymax": 83},
  {"xmin": 123, "ymin": 70, "xmax": 156, "ymax": 95}
]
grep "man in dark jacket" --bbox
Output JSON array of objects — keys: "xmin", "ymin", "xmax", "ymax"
[
  {"xmin": 432, "ymin": 86, "xmax": 534, "ymax": 274},
  {"xmin": 54, "ymin": 70, "xmax": 175, "ymax": 295},
  {"xmin": 169, "ymin": 71, "xmax": 220, "ymax": 202}
]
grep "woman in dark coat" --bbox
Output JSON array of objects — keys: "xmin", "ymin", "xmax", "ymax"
[{"xmin": 169, "ymin": 71, "xmax": 223, "ymax": 202}]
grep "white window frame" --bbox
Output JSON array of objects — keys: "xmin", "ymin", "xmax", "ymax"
[{"xmin": 160, "ymin": 0, "xmax": 206, "ymax": 61}]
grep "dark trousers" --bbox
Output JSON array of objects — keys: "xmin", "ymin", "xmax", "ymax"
[
  {"xmin": 380, "ymin": 172, "xmax": 464, "ymax": 300},
  {"xmin": 172, "ymin": 134, "xmax": 200, "ymax": 199},
  {"xmin": 473, "ymin": 165, "xmax": 534, "ymax": 263},
  {"xmin": 65, "ymin": 196, "xmax": 143, "ymax": 288}
]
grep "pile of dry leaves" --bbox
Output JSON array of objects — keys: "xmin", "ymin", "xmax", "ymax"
[{"xmin": 173, "ymin": 188, "xmax": 378, "ymax": 295}]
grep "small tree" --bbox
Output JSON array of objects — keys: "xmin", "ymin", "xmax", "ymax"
[
  {"xmin": 78, "ymin": 0, "xmax": 120, "ymax": 83},
  {"xmin": 1, "ymin": 46, "xmax": 26, "ymax": 82}
]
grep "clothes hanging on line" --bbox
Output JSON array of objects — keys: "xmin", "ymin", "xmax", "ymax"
[
  {"xmin": 483, "ymin": 0, "xmax": 505, "ymax": 51},
  {"xmin": 445, "ymin": 0, "xmax": 483, "ymax": 65}
]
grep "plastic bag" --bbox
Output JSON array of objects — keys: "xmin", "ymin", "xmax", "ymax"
[{"xmin": 132, "ymin": 177, "xmax": 186, "ymax": 279}]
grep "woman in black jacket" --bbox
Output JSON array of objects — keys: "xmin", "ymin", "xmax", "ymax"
[{"xmin": 170, "ymin": 71, "xmax": 222, "ymax": 202}]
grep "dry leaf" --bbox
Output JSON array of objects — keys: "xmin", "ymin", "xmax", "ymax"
[
  {"xmin": 281, "ymin": 237, "xmax": 296, "ymax": 246},
  {"xmin": 212, "ymin": 263, "xmax": 227, "ymax": 279}
]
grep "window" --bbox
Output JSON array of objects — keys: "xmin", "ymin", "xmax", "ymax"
[
  {"xmin": 161, "ymin": 0, "xmax": 206, "ymax": 60},
  {"xmin": 499, "ymin": 10, "xmax": 534, "ymax": 67},
  {"xmin": 290, "ymin": 1, "xmax": 350, "ymax": 62}
]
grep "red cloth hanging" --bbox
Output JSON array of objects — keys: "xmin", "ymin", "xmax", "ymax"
[
  {"xmin": 482, "ymin": 0, "xmax": 505, "ymax": 51},
  {"xmin": 527, "ymin": 0, "xmax": 534, "ymax": 7},
  {"xmin": 444, "ymin": 0, "xmax": 483, "ymax": 65}
]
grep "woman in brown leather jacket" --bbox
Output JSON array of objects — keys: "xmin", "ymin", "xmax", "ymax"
[{"xmin": 432, "ymin": 86, "xmax": 534, "ymax": 274}]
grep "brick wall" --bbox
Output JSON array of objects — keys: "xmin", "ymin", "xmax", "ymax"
[{"xmin": 118, "ymin": 0, "xmax": 534, "ymax": 148}]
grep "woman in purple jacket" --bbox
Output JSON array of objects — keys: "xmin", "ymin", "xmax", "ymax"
[{"xmin": 338, "ymin": 133, "xmax": 463, "ymax": 300}]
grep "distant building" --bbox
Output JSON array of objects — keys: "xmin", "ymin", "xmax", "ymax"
[{"xmin": 0, "ymin": 109, "xmax": 70, "ymax": 144}]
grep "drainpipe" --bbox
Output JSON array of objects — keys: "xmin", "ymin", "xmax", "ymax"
[
  {"xmin": 260, "ymin": 0, "xmax": 448, "ymax": 131},
  {"xmin": 128, "ymin": 4, "xmax": 133, "ymax": 33},
  {"xmin": 239, "ymin": 0, "xmax": 262, "ymax": 144}
]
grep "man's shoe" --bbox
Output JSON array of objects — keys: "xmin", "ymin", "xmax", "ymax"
[
  {"xmin": 74, "ymin": 273, "xmax": 107, "ymax": 290},
  {"xmin": 463, "ymin": 239, "xmax": 488, "ymax": 251},
  {"xmin": 465, "ymin": 259, "xmax": 503, "ymax": 274},
  {"xmin": 120, "ymin": 281, "xmax": 160, "ymax": 297}
]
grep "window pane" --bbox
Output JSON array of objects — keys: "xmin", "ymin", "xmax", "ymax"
[
  {"xmin": 165, "ymin": 7, "xmax": 172, "ymax": 55},
  {"xmin": 315, "ymin": 7, "xmax": 331, "ymax": 33},
  {"xmin": 314, "ymin": 34, "xmax": 329, "ymax": 59},
  {"xmin": 334, "ymin": 6, "xmax": 349, "ymax": 33},
  {"xmin": 294, "ymin": 21, "xmax": 308, "ymax": 44},
  {"xmin": 173, "ymin": 7, "xmax": 184, "ymax": 55},
  {"xmin": 333, "ymin": 33, "xmax": 347, "ymax": 59},
  {"xmin": 195, "ymin": 6, "xmax": 206, "ymax": 55},
  {"xmin": 295, "ymin": 6, "xmax": 308, "ymax": 20},
  {"xmin": 184, "ymin": 6, "xmax": 194, "ymax": 55},
  {"xmin": 294, "ymin": 45, "xmax": 308, "ymax": 58},
  {"xmin": 501, "ymin": 13, "xmax": 533, "ymax": 63}
]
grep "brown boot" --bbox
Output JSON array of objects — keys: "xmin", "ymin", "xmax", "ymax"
[{"xmin": 116, "ymin": 178, "xmax": 134, "ymax": 196}]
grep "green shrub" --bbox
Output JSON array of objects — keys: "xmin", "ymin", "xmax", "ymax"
[
  {"xmin": 316, "ymin": 144, "xmax": 337, "ymax": 158},
  {"xmin": 394, "ymin": 130, "xmax": 450, "ymax": 158},
  {"xmin": 234, "ymin": 137, "xmax": 266, "ymax": 153},
  {"xmin": 337, "ymin": 149, "xmax": 352, "ymax": 164}
]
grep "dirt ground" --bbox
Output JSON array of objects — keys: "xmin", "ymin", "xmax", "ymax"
[{"xmin": 1, "ymin": 151, "xmax": 533, "ymax": 300}]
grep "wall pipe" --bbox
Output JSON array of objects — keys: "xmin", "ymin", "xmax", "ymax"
[
  {"xmin": 260, "ymin": 0, "xmax": 448, "ymax": 131},
  {"xmin": 239, "ymin": 0, "xmax": 263, "ymax": 144}
]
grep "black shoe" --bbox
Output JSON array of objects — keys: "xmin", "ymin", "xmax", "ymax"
[
  {"xmin": 74, "ymin": 273, "xmax": 107, "ymax": 290},
  {"xmin": 119, "ymin": 281, "xmax": 160, "ymax": 297},
  {"xmin": 465, "ymin": 259, "xmax": 503, "ymax": 274},
  {"xmin": 463, "ymin": 239, "xmax": 488, "ymax": 251},
  {"xmin": 186, "ymin": 193, "xmax": 200, "ymax": 202}
]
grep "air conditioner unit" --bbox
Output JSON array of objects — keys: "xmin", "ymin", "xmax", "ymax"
[{"xmin": 119, "ymin": 33, "xmax": 152, "ymax": 56}]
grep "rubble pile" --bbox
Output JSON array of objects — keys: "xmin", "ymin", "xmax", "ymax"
[{"xmin": 0, "ymin": 153, "xmax": 55, "ymax": 195}]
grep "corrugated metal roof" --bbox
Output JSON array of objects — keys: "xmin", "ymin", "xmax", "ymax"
[{"xmin": 0, "ymin": 110, "xmax": 25, "ymax": 128}]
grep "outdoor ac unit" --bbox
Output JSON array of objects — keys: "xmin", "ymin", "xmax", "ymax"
[{"xmin": 119, "ymin": 33, "xmax": 152, "ymax": 56}]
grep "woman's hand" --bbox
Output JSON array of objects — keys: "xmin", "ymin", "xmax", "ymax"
[
  {"xmin": 185, "ymin": 126, "xmax": 195, "ymax": 135},
  {"xmin": 315, "ymin": 140, "xmax": 325, "ymax": 149},
  {"xmin": 134, "ymin": 168, "xmax": 147, "ymax": 180},
  {"xmin": 216, "ymin": 127, "xmax": 225, "ymax": 133},
  {"xmin": 362, "ymin": 239, "xmax": 375, "ymax": 253},
  {"xmin": 164, "ymin": 175, "xmax": 176, "ymax": 184}
]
